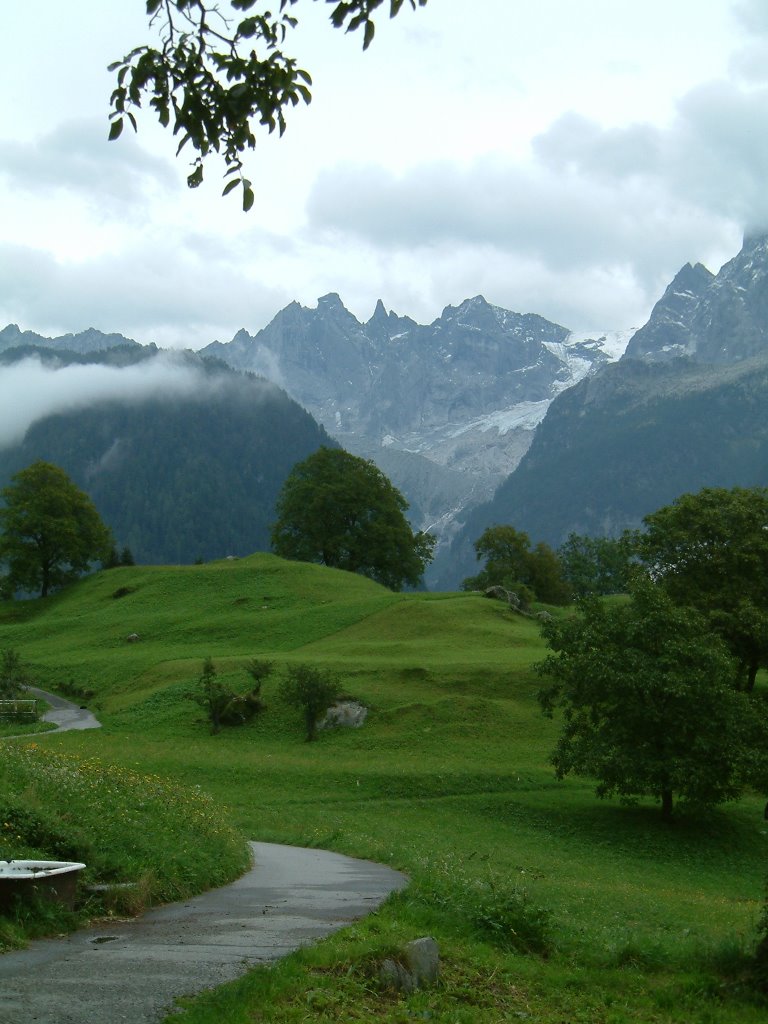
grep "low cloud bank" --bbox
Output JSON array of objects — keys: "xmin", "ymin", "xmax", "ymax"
[{"xmin": 0, "ymin": 353, "xmax": 209, "ymax": 450}]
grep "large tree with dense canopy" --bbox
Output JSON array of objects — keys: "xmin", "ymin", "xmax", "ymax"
[
  {"xmin": 0, "ymin": 461, "xmax": 113, "ymax": 598},
  {"xmin": 271, "ymin": 446, "xmax": 434, "ymax": 590}
]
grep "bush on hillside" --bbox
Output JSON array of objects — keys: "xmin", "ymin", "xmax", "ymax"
[
  {"xmin": 408, "ymin": 857, "xmax": 552, "ymax": 956},
  {"xmin": 189, "ymin": 656, "xmax": 268, "ymax": 733},
  {"xmin": 278, "ymin": 663, "xmax": 340, "ymax": 742},
  {"xmin": 0, "ymin": 648, "xmax": 30, "ymax": 700}
]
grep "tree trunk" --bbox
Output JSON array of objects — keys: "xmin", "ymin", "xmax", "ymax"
[
  {"xmin": 660, "ymin": 789, "xmax": 674, "ymax": 821},
  {"xmin": 747, "ymin": 657, "xmax": 759, "ymax": 693}
]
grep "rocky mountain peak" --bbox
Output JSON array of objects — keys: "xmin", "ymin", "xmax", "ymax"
[
  {"xmin": 200, "ymin": 292, "xmax": 620, "ymax": 573},
  {"xmin": 740, "ymin": 228, "xmax": 768, "ymax": 254},
  {"xmin": 623, "ymin": 261, "xmax": 714, "ymax": 362},
  {"xmin": 316, "ymin": 292, "xmax": 358, "ymax": 323},
  {"xmin": 366, "ymin": 297, "xmax": 386, "ymax": 324},
  {"xmin": 0, "ymin": 324, "xmax": 140, "ymax": 355},
  {"xmin": 624, "ymin": 232, "xmax": 768, "ymax": 365}
]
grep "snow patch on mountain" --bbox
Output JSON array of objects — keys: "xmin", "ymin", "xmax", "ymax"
[
  {"xmin": 563, "ymin": 329, "xmax": 634, "ymax": 361},
  {"xmin": 449, "ymin": 400, "xmax": 552, "ymax": 438}
]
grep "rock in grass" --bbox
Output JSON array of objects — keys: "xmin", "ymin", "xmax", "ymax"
[
  {"xmin": 380, "ymin": 936, "xmax": 440, "ymax": 992},
  {"xmin": 319, "ymin": 701, "xmax": 368, "ymax": 730}
]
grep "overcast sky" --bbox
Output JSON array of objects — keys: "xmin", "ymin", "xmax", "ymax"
[{"xmin": 1, "ymin": 0, "xmax": 767, "ymax": 349}]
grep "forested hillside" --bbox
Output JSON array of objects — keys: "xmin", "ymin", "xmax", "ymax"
[{"xmin": 0, "ymin": 352, "xmax": 334, "ymax": 564}]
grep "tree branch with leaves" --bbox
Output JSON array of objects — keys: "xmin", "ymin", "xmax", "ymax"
[{"xmin": 108, "ymin": 0, "xmax": 428, "ymax": 210}]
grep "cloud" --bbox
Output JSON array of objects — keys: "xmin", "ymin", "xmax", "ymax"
[
  {"xmin": 302, "ymin": 56, "xmax": 768, "ymax": 326},
  {"xmin": 0, "ymin": 118, "xmax": 175, "ymax": 210},
  {"xmin": 0, "ymin": 236, "xmax": 290, "ymax": 349},
  {"xmin": 304, "ymin": 155, "xmax": 732, "ymax": 311},
  {"xmin": 733, "ymin": 0, "xmax": 768, "ymax": 35},
  {"xmin": 535, "ymin": 80, "xmax": 768, "ymax": 231},
  {"xmin": 0, "ymin": 353, "xmax": 209, "ymax": 449}
]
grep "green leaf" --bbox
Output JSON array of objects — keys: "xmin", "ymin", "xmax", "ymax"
[
  {"xmin": 222, "ymin": 178, "xmax": 240, "ymax": 197},
  {"xmin": 242, "ymin": 185, "xmax": 255, "ymax": 212},
  {"xmin": 187, "ymin": 164, "xmax": 204, "ymax": 188},
  {"xmin": 108, "ymin": 118, "xmax": 124, "ymax": 142}
]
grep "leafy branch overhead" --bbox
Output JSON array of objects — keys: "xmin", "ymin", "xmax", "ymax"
[{"xmin": 108, "ymin": 0, "xmax": 428, "ymax": 210}]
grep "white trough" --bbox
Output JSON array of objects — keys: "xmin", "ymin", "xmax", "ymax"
[{"xmin": 0, "ymin": 860, "xmax": 86, "ymax": 912}]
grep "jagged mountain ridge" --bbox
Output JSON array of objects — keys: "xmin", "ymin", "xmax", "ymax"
[
  {"xmin": 625, "ymin": 233, "xmax": 768, "ymax": 363},
  {"xmin": 434, "ymin": 232, "xmax": 768, "ymax": 589},
  {"xmin": 0, "ymin": 324, "xmax": 142, "ymax": 355},
  {"xmin": 201, "ymin": 294, "xmax": 630, "ymax": 559},
  {"xmin": 0, "ymin": 295, "xmax": 628, "ymax": 585}
]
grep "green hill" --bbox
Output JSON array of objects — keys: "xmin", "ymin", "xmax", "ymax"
[{"xmin": 1, "ymin": 556, "xmax": 766, "ymax": 1023}]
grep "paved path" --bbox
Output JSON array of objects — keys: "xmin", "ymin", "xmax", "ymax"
[
  {"xmin": 27, "ymin": 687, "xmax": 102, "ymax": 733},
  {"xmin": 0, "ymin": 688, "xmax": 101, "ymax": 741},
  {"xmin": 0, "ymin": 841, "xmax": 408, "ymax": 1024},
  {"xmin": 1, "ymin": 697, "xmax": 408, "ymax": 1022}
]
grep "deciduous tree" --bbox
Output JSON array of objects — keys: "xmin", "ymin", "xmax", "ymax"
[
  {"xmin": 537, "ymin": 581, "xmax": 761, "ymax": 820},
  {"xmin": 0, "ymin": 462, "xmax": 113, "ymax": 598},
  {"xmin": 558, "ymin": 531, "xmax": 636, "ymax": 598},
  {"xmin": 638, "ymin": 486, "xmax": 768, "ymax": 691},
  {"xmin": 278, "ymin": 663, "xmax": 339, "ymax": 741},
  {"xmin": 462, "ymin": 525, "xmax": 571, "ymax": 605},
  {"xmin": 271, "ymin": 446, "xmax": 434, "ymax": 590}
]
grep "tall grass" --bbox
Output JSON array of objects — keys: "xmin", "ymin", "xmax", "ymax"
[{"xmin": 1, "ymin": 554, "xmax": 766, "ymax": 1021}]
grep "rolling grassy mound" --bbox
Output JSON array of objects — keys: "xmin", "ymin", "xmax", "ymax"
[{"xmin": 1, "ymin": 554, "xmax": 766, "ymax": 1022}]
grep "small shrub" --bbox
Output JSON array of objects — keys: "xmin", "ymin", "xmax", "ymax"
[
  {"xmin": 278, "ymin": 664, "xmax": 340, "ymax": 742},
  {"xmin": 410, "ymin": 858, "xmax": 552, "ymax": 956},
  {"xmin": 57, "ymin": 678, "xmax": 96, "ymax": 703},
  {"xmin": 753, "ymin": 900, "xmax": 768, "ymax": 992},
  {"xmin": 218, "ymin": 691, "xmax": 265, "ymax": 726},
  {"xmin": 190, "ymin": 657, "xmax": 232, "ymax": 734},
  {"xmin": 467, "ymin": 878, "xmax": 552, "ymax": 954},
  {"xmin": 244, "ymin": 658, "xmax": 273, "ymax": 696},
  {"xmin": 190, "ymin": 657, "xmax": 269, "ymax": 732}
]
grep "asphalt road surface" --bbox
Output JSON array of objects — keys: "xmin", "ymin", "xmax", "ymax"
[{"xmin": 0, "ymin": 841, "xmax": 408, "ymax": 1024}]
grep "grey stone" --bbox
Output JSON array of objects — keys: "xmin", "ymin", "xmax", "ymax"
[
  {"xmin": 380, "ymin": 957, "xmax": 416, "ymax": 994},
  {"xmin": 379, "ymin": 936, "xmax": 440, "ymax": 992},
  {"xmin": 404, "ymin": 936, "xmax": 440, "ymax": 987},
  {"xmin": 319, "ymin": 701, "xmax": 368, "ymax": 730}
]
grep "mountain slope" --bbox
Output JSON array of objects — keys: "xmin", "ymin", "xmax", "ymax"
[
  {"xmin": 0, "ymin": 324, "xmax": 142, "ymax": 355},
  {"xmin": 625, "ymin": 233, "xmax": 768, "ymax": 364},
  {"xmin": 202, "ymin": 293, "xmax": 627, "ymax": 552},
  {"xmin": 435, "ymin": 233, "xmax": 768, "ymax": 589},
  {"xmin": 0, "ymin": 353, "xmax": 334, "ymax": 565}
]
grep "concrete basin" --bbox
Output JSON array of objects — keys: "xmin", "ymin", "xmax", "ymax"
[{"xmin": 0, "ymin": 860, "xmax": 86, "ymax": 912}]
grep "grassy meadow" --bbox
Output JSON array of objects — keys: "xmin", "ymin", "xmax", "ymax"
[{"xmin": 0, "ymin": 552, "xmax": 766, "ymax": 1022}]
